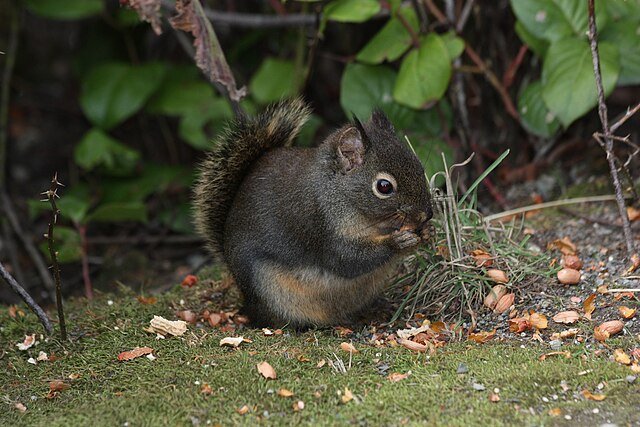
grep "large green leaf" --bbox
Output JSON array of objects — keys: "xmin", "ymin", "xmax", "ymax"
[
  {"xmin": 324, "ymin": 0, "xmax": 381, "ymax": 22},
  {"xmin": 80, "ymin": 62, "xmax": 165, "ymax": 129},
  {"xmin": 86, "ymin": 202, "xmax": 148, "ymax": 223},
  {"xmin": 356, "ymin": 7, "xmax": 418, "ymax": 64},
  {"xmin": 24, "ymin": 0, "xmax": 102, "ymax": 20},
  {"xmin": 340, "ymin": 63, "xmax": 443, "ymax": 135},
  {"xmin": 101, "ymin": 164, "xmax": 193, "ymax": 204},
  {"xmin": 410, "ymin": 136, "xmax": 454, "ymax": 180},
  {"xmin": 514, "ymin": 20, "xmax": 549, "ymax": 57},
  {"xmin": 510, "ymin": 0, "xmax": 609, "ymax": 42},
  {"xmin": 249, "ymin": 58, "xmax": 299, "ymax": 104},
  {"xmin": 441, "ymin": 31, "xmax": 465, "ymax": 60},
  {"xmin": 600, "ymin": 19, "xmax": 640, "ymax": 85},
  {"xmin": 57, "ymin": 195, "xmax": 91, "ymax": 225},
  {"xmin": 74, "ymin": 128, "xmax": 140, "ymax": 175},
  {"xmin": 604, "ymin": 0, "xmax": 640, "ymax": 22},
  {"xmin": 541, "ymin": 39, "xmax": 620, "ymax": 127},
  {"xmin": 393, "ymin": 34, "xmax": 451, "ymax": 109},
  {"xmin": 518, "ymin": 81, "xmax": 561, "ymax": 138}
]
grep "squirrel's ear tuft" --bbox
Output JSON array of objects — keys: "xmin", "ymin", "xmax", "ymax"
[
  {"xmin": 370, "ymin": 109, "xmax": 395, "ymax": 132},
  {"xmin": 336, "ymin": 127, "xmax": 365, "ymax": 174}
]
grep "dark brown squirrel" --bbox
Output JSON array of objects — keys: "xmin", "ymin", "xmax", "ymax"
[{"xmin": 193, "ymin": 98, "xmax": 432, "ymax": 328}]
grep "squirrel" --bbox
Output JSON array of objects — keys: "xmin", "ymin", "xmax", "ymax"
[{"xmin": 193, "ymin": 98, "xmax": 432, "ymax": 328}]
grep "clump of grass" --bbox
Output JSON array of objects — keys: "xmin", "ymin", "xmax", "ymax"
[{"xmin": 390, "ymin": 149, "xmax": 553, "ymax": 322}]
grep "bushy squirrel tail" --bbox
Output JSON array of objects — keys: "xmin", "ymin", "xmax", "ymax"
[{"xmin": 193, "ymin": 97, "xmax": 311, "ymax": 258}]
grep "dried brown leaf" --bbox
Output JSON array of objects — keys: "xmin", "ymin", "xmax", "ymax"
[
  {"xmin": 547, "ymin": 237, "xmax": 577, "ymax": 255},
  {"xmin": 340, "ymin": 342, "xmax": 359, "ymax": 353},
  {"xmin": 529, "ymin": 312, "xmax": 548, "ymax": 330},
  {"xmin": 468, "ymin": 329, "xmax": 496, "ymax": 344},
  {"xmin": 581, "ymin": 389, "xmax": 606, "ymax": 401},
  {"xmin": 613, "ymin": 349, "xmax": 631, "ymax": 365},
  {"xmin": 341, "ymin": 387, "xmax": 353, "ymax": 404},
  {"xmin": 619, "ymin": 306, "xmax": 636, "ymax": 319},
  {"xmin": 539, "ymin": 351, "xmax": 571, "ymax": 361},
  {"xmin": 277, "ymin": 388, "xmax": 294, "ymax": 397},
  {"xmin": 117, "ymin": 346, "xmax": 154, "ymax": 361},
  {"xmin": 121, "ymin": 0, "xmax": 162, "ymax": 35},
  {"xmin": 387, "ymin": 372, "xmax": 410, "ymax": 382},
  {"xmin": 257, "ymin": 361, "xmax": 277, "ymax": 379},
  {"xmin": 583, "ymin": 294, "xmax": 596, "ymax": 319},
  {"xmin": 219, "ymin": 336, "xmax": 244, "ymax": 347},
  {"xmin": 508, "ymin": 317, "xmax": 531, "ymax": 333}
]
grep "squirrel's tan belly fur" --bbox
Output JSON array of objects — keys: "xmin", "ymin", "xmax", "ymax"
[{"xmin": 258, "ymin": 260, "xmax": 398, "ymax": 325}]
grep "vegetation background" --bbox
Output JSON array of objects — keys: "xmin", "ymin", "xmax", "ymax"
[{"xmin": 0, "ymin": 0, "xmax": 638, "ymax": 303}]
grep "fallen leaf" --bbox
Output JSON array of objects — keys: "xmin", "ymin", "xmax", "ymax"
[
  {"xmin": 237, "ymin": 405, "xmax": 249, "ymax": 415},
  {"xmin": 548, "ymin": 408, "xmax": 562, "ymax": 417},
  {"xmin": 292, "ymin": 400, "xmax": 305, "ymax": 411},
  {"xmin": 397, "ymin": 338, "xmax": 428, "ymax": 352},
  {"xmin": 335, "ymin": 326, "xmax": 353, "ymax": 337},
  {"xmin": 628, "ymin": 206, "xmax": 640, "ymax": 222},
  {"xmin": 553, "ymin": 311, "xmax": 580, "ymax": 324},
  {"xmin": 614, "ymin": 349, "xmax": 631, "ymax": 365},
  {"xmin": 121, "ymin": 0, "xmax": 163, "ymax": 35},
  {"xmin": 483, "ymin": 285, "xmax": 507, "ymax": 309},
  {"xmin": 583, "ymin": 294, "xmax": 596, "ymax": 319},
  {"xmin": 340, "ymin": 342, "xmax": 359, "ymax": 354},
  {"xmin": 628, "ymin": 253, "xmax": 640, "ymax": 273},
  {"xmin": 596, "ymin": 285, "xmax": 608, "ymax": 294},
  {"xmin": 619, "ymin": 306, "xmax": 636, "ymax": 319},
  {"xmin": 176, "ymin": 310, "xmax": 198, "ymax": 323},
  {"xmin": 581, "ymin": 389, "xmax": 606, "ymax": 401},
  {"xmin": 257, "ymin": 361, "xmax": 276, "ymax": 379},
  {"xmin": 494, "ymin": 293, "xmax": 515, "ymax": 314},
  {"xmin": 49, "ymin": 380, "xmax": 70, "ymax": 393},
  {"xmin": 277, "ymin": 388, "xmax": 294, "ymax": 397},
  {"xmin": 387, "ymin": 372, "xmax": 410, "ymax": 382},
  {"xmin": 148, "ymin": 315, "xmax": 187, "ymax": 336},
  {"xmin": 14, "ymin": 402, "xmax": 27, "ymax": 412},
  {"xmin": 181, "ymin": 274, "xmax": 198, "ymax": 288},
  {"xmin": 36, "ymin": 351, "xmax": 49, "ymax": 362},
  {"xmin": 547, "ymin": 237, "xmax": 577, "ymax": 255},
  {"xmin": 508, "ymin": 317, "xmax": 531, "ymax": 333},
  {"xmin": 551, "ymin": 328, "xmax": 580, "ymax": 340},
  {"xmin": 529, "ymin": 312, "xmax": 548, "ymax": 330},
  {"xmin": 219, "ymin": 336, "xmax": 244, "ymax": 348},
  {"xmin": 316, "ymin": 359, "xmax": 326, "ymax": 368},
  {"xmin": 16, "ymin": 334, "xmax": 36, "ymax": 351},
  {"xmin": 341, "ymin": 387, "xmax": 353, "ymax": 404},
  {"xmin": 137, "ymin": 296, "xmax": 157, "ymax": 305},
  {"xmin": 539, "ymin": 351, "xmax": 571, "ymax": 361},
  {"xmin": 117, "ymin": 346, "xmax": 154, "ymax": 361},
  {"xmin": 471, "ymin": 249, "xmax": 493, "ymax": 267},
  {"xmin": 201, "ymin": 383, "xmax": 212, "ymax": 395},
  {"xmin": 487, "ymin": 269, "xmax": 509, "ymax": 284},
  {"xmin": 468, "ymin": 329, "xmax": 496, "ymax": 344},
  {"xmin": 396, "ymin": 324, "xmax": 431, "ymax": 340}
]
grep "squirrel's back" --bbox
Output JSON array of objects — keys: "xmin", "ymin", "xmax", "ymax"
[{"xmin": 193, "ymin": 98, "xmax": 310, "ymax": 258}]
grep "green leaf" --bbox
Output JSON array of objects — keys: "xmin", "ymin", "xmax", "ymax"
[
  {"xmin": 324, "ymin": 0, "xmax": 381, "ymax": 22},
  {"xmin": 101, "ymin": 164, "xmax": 193, "ymax": 204},
  {"xmin": 356, "ymin": 7, "xmax": 418, "ymax": 64},
  {"xmin": 393, "ymin": 34, "xmax": 452, "ymax": 109},
  {"xmin": 441, "ymin": 31, "xmax": 465, "ymax": 60},
  {"xmin": 340, "ymin": 63, "xmax": 445, "ymax": 135},
  {"xmin": 514, "ymin": 20, "xmax": 549, "ymax": 57},
  {"xmin": 604, "ymin": 0, "xmax": 640, "ymax": 22},
  {"xmin": 86, "ymin": 202, "xmax": 148, "ymax": 223},
  {"xmin": 541, "ymin": 38, "xmax": 620, "ymax": 127},
  {"xmin": 600, "ymin": 19, "xmax": 640, "ymax": 85},
  {"xmin": 57, "ymin": 195, "xmax": 91, "ymax": 224},
  {"xmin": 74, "ymin": 128, "xmax": 140, "ymax": 175},
  {"xmin": 159, "ymin": 203, "xmax": 194, "ymax": 234},
  {"xmin": 510, "ymin": 0, "xmax": 609, "ymax": 42},
  {"xmin": 80, "ymin": 62, "xmax": 166, "ymax": 129},
  {"xmin": 24, "ymin": 0, "xmax": 102, "ymax": 20},
  {"xmin": 518, "ymin": 81, "xmax": 561, "ymax": 137},
  {"xmin": 249, "ymin": 58, "xmax": 299, "ymax": 104},
  {"xmin": 40, "ymin": 226, "xmax": 82, "ymax": 264}
]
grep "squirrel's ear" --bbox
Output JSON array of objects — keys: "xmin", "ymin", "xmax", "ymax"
[
  {"xmin": 335, "ymin": 127, "xmax": 365, "ymax": 174},
  {"xmin": 370, "ymin": 109, "xmax": 395, "ymax": 132}
]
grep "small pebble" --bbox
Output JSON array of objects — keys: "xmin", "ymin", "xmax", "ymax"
[
  {"xmin": 592, "ymin": 408, "xmax": 600, "ymax": 414},
  {"xmin": 549, "ymin": 340, "xmax": 562, "ymax": 351},
  {"xmin": 542, "ymin": 397, "xmax": 549, "ymax": 402},
  {"xmin": 457, "ymin": 363, "xmax": 469, "ymax": 374},
  {"xmin": 472, "ymin": 383, "xmax": 485, "ymax": 391},
  {"xmin": 626, "ymin": 375, "xmax": 636, "ymax": 384}
]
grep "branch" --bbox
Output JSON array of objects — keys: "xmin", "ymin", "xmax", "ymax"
[
  {"xmin": 42, "ymin": 174, "xmax": 67, "ymax": 341},
  {"xmin": 587, "ymin": 0, "xmax": 636, "ymax": 258},
  {"xmin": 0, "ymin": 261, "xmax": 53, "ymax": 335}
]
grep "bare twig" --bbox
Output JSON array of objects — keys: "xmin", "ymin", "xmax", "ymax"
[
  {"xmin": 396, "ymin": 9, "xmax": 420, "ymax": 49},
  {"xmin": 610, "ymin": 102, "xmax": 640, "ymax": 133},
  {"xmin": 1, "ymin": 192, "xmax": 55, "ymax": 293},
  {"xmin": 43, "ymin": 174, "xmax": 67, "ymax": 341},
  {"xmin": 78, "ymin": 225, "xmax": 93, "ymax": 299},
  {"xmin": 587, "ymin": 0, "xmax": 635, "ymax": 257},
  {"xmin": 0, "ymin": 261, "xmax": 53, "ymax": 334}
]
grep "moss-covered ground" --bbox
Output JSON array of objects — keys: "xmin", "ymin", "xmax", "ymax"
[{"xmin": 2, "ymin": 274, "xmax": 639, "ymax": 427}]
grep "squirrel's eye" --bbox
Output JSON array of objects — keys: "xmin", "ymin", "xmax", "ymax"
[{"xmin": 376, "ymin": 179, "xmax": 394, "ymax": 195}]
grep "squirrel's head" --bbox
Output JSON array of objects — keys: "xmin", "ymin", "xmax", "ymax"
[{"xmin": 323, "ymin": 110, "xmax": 432, "ymax": 236}]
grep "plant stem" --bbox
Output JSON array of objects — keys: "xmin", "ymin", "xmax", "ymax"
[
  {"xmin": 0, "ymin": 261, "xmax": 53, "ymax": 334},
  {"xmin": 44, "ymin": 174, "xmax": 67, "ymax": 341},
  {"xmin": 586, "ymin": 0, "xmax": 635, "ymax": 257}
]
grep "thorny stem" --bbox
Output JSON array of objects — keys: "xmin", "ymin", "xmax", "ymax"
[
  {"xmin": 0, "ymin": 261, "xmax": 53, "ymax": 334},
  {"xmin": 587, "ymin": 0, "xmax": 635, "ymax": 258},
  {"xmin": 44, "ymin": 174, "xmax": 67, "ymax": 341}
]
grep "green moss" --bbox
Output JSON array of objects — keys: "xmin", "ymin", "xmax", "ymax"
[{"xmin": 1, "ymin": 290, "xmax": 638, "ymax": 426}]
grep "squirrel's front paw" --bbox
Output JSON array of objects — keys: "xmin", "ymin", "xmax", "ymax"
[
  {"xmin": 392, "ymin": 229, "xmax": 420, "ymax": 250},
  {"xmin": 419, "ymin": 223, "xmax": 435, "ymax": 243}
]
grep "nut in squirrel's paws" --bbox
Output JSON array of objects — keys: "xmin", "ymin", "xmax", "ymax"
[
  {"xmin": 419, "ymin": 223, "xmax": 435, "ymax": 243},
  {"xmin": 392, "ymin": 229, "xmax": 420, "ymax": 249}
]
